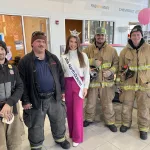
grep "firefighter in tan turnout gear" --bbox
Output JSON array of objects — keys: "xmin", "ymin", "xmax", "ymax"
[
  {"xmin": 118, "ymin": 25, "xmax": 150, "ymax": 140},
  {"xmin": 83, "ymin": 27, "xmax": 119, "ymax": 132}
]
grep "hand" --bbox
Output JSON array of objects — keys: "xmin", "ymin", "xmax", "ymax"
[
  {"xmin": 95, "ymin": 60, "xmax": 102, "ymax": 68},
  {"xmin": 0, "ymin": 104, "xmax": 12, "ymax": 120},
  {"xmin": 0, "ymin": 112, "xmax": 4, "ymax": 117},
  {"xmin": 62, "ymin": 93, "xmax": 65, "ymax": 101},
  {"xmin": 83, "ymin": 88, "xmax": 88, "ymax": 98},
  {"xmin": 23, "ymin": 103, "xmax": 32, "ymax": 110},
  {"xmin": 3, "ymin": 113, "xmax": 14, "ymax": 122},
  {"xmin": 103, "ymin": 70, "xmax": 112, "ymax": 78},
  {"xmin": 2, "ymin": 113, "xmax": 14, "ymax": 124}
]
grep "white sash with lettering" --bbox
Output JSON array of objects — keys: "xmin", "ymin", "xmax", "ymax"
[{"xmin": 63, "ymin": 56, "xmax": 84, "ymax": 99}]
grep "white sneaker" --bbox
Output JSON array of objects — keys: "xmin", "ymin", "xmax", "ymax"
[{"xmin": 73, "ymin": 142, "xmax": 79, "ymax": 147}]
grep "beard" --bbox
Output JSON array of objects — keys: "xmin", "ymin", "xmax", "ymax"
[
  {"xmin": 0, "ymin": 54, "xmax": 5, "ymax": 61},
  {"xmin": 96, "ymin": 41, "xmax": 102, "ymax": 45},
  {"xmin": 96, "ymin": 38, "xmax": 104, "ymax": 44},
  {"xmin": 96, "ymin": 40, "xmax": 104, "ymax": 45}
]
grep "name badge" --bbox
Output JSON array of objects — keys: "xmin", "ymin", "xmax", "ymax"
[{"xmin": 10, "ymin": 69, "xmax": 14, "ymax": 75}]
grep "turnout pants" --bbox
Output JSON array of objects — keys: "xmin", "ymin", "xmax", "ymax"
[
  {"xmin": 84, "ymin": 86, "xmax": 115, "ymax": 125},
  {"xmin": 65, "ymin": 77, "xmax": 83, "ymax": 143},
  {"xmin": 0, "ymin": 114, "xmax": 23, "ymax": 150},
  {"xmin": 23, "ymin": 96, "xmax": 66, "ymax": 150},
  {"xmin": 120, "ymin": 90, "xmax": 150, "ymax": 132}
]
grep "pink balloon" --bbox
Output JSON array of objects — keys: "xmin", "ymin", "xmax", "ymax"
[{"xmin": 138, "ymin": 8, "xmax": 150, "ymax": 25}]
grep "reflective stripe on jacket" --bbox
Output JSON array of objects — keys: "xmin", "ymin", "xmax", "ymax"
[
  {"xmin": 83, "ymin": 43, "xmax": 119, "ymax": 88},
  {"xmin": 118, "ymin": 42, "xmax": 150, "ymax": 91}
]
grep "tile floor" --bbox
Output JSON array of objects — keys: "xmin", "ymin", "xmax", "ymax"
[{"xmin": 21, "ymin": 107, "xmax": 150, "ymax": 150}]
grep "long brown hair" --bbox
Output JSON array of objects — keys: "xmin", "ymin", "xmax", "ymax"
[{"xmin": 65, "ymin": 35, "xmax": 86, "ymax": 68}]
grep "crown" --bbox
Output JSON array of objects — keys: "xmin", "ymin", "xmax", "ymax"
[{"xmin": 69, "ymin": 29, "xmax": 81, "ymax": 37}]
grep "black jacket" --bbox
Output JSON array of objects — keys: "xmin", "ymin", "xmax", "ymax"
[
  {"xmin": 18, "ymin": 50, "xmax": 65, "ymax": 109},
  {"xmin": 0, "ymin": 59, "xmax": 23, "ymax": 113}
]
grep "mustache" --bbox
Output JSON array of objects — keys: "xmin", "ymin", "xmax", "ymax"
[{"xmin": 38, "ymin": 45, "xmax": 44, "ymax": 48}]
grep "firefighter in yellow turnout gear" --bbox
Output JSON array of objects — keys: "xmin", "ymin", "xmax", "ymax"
[
  {"xmin": 83, "ymin": 27, "xmax": 119, "ymax": 132},
  {"xmin": 118, "ymin": 25, "xmax": 150, "ymax": 140}
]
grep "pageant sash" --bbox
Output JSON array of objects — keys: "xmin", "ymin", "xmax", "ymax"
[{"xmin": 63, "ymin": 56, "xmax": 84, "ymax": 99}]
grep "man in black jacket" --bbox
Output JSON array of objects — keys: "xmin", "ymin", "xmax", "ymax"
[
  {"xmin": 0, "ymin": 40, "xmax": 24, "ymax": 150},
  {"xmin": 18, "ymin": 31, "xmax": 70, "ymax": 150}
]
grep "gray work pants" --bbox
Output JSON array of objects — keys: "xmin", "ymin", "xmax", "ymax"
[{"xmin": 23, "ymin": 96, "xmax": 66, "ymax": 149}]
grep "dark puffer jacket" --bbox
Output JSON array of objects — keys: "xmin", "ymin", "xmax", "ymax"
[{"xmin": 0, "ymin": 59, "xmax": 23, "ymax": 114}]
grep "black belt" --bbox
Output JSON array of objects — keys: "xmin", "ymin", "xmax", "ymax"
[{"xmin": 38, "ymin": 91, "xmax": 54, "ymax": 99}]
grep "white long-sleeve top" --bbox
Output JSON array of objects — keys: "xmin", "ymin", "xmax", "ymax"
[{"xmin": 60, "ymin": 50, "xmax": 90, "ymax": 89}]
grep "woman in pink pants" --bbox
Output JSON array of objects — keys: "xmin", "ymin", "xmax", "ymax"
[{"xmin": 61, "ymin": 32, "xmax": 90, "ymax": 147}]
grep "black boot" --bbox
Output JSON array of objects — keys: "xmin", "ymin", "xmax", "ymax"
[
  {"xmin": 107, "ymin": 124, "xmax": 117, "ymax": 132},
  {"xmin": 120, "ymin": 125, "xmax": 130, "ymax": 133},
  {"xmin": 140, "ymin": 131, "xmax": 147, "ymax": 140},
  {"xmin": 83, "ymin": 120, "xmax": 93, "ymax": 127},
  {"xmin": 55, "ymin": 139, "xmax": 70, "ymax": 149}
]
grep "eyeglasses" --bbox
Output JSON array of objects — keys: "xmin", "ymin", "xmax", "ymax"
[{"xmin": 32, "ymin": 31, "xmax": 46, "ymax": 37}]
